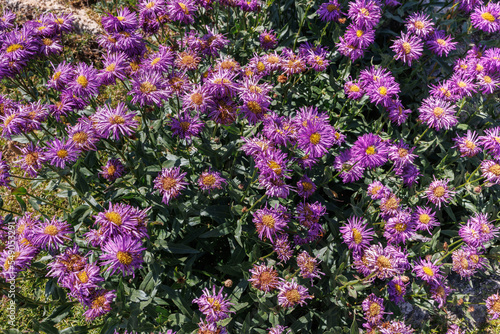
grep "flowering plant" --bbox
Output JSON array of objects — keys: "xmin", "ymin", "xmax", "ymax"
[{"xmin": 0, "ymin": 0, "xmax": 499, "ymax": 333}]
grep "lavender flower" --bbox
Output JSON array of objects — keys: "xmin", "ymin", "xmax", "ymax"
[
  {"xmin": 423, "ymin": 177, "xmax": 455, "ymax": 209},
  {"xmin": 391, "ymin": 32, "xmax": 423, "ymax": 66},
  {"xmin": 92, "ymin": 103, "xmax": 138, "ymax": 140},
  {"xmin": 192, "ymin": 286, "xmax": 234, "ymax": 322},
  {"xmin": 339, "ymin": 216, "xmax": 374, "ymax": 253},
  {"xmin": 248, "ymin": 263, "xmax": 279, "ymax": 293},
  {"xmin": 45, "ymin": 138, "xmax": 81, "ymax": 169},
  {"xmin": 100, "ymin": 235, "xmax": 145, "ymax": 277},
  {"xmin": 32, "ymin": 217, "xmax": 72, "ymax": 251},
  {"xmin": 276, "ymin": 278, "xmax": 313, "ymax": 308},
  {"xmin": 154, "ymin": 167, "xmax": 188, "ymax": 205}
]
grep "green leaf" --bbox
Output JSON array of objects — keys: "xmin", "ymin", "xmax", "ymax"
[{"xmin": 11, "ymin": 186, "xmax": 27, "ymax": 195}]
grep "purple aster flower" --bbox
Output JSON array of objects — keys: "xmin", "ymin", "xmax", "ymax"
[
  {"xmin": 260, "ymin": 29, "xmax": 278, "ymax": 50},
  {"xmin": 99, "ymin": 52, "xmax": 128, "ymax": 85},
  {"xmin": 453, "ymin": 130, "xmax": 481, "ymax": 157},
  {"xmin": 68, "ymin": 63, "xmax": 100, "ymax": 98},
  {"xmin": 175, "ymin": 50, "xmax": 201, "ymax": 71},
  {"xmin": 1, "ymin": 28, "xmax": 37, "ymax": 61},
  {"xmin": 248, "ymin": 263, "xmax": 279, "ymax": 293},
  {"xmin": 296, "ymin": 175, "xmax": 316, "ymax": 198},
  {"xmin": 396, "ymin": 162, "xmax": 421, "ymax": 187},
  {"xmin": 352, "ymin": 133, "xmax": 389, "ymax": 169},
  {"xmin": 296, "ymin": 119, "xmax": 335, "ymax": 159},
  {"xmin": 268, "ymin": 325, "xmax": 291, "ymax": 334},
  {"xmin": 477, "ymin": 73, "xmax": 500, "ymax": 94},
  {"xmin": 48, "ymin": 94, "xmax": 77, "ymax": 120},
  {"xmin": 412, "ymin": 206, "xmax": 439, "ymax": 233},
  {"xmin": 198, "ymin": 169, "xmax": 226, "ymax": 193},
  {"xmin": 391, "ymin": 32, "xmax": 424, "ymax": 66},
  {"xmin": 273, "ymin": 234, "xmax": 294, "ymax": 263},
  {"xmin": 479, "ymin": 126, "xmax": 500, "ymax": 156},
  {"xmin": 447, "ymin": 324, "xmax": 465, "ymax": 334},
  {"xmin": 486, "ymin": 293, "xmax": 500, "ymax": 320},
  {"xmin": 297, "ymin": 251, "xmax": 324, "ymax": 284},
  {"xmin": 380, "ymin": 321, "xmax": 414, "ymax": 334},
  {"xmin": 380, "ymin": 193, "xmax": 401, "ymax": 218},
  {"xmin": 364, "ymin": 243, "xmax": 409, "ymax": 280},
  {"xmin": 68, "ymin": 119, "xmax": 99, "ymax": 151},
  {"xmin": 334, "ymin": 149, "xmax": 365, "ymax": 183},
  {"xmin": 457, "ymin": 0, "xmax": 483, "ymax": 12},
  {"xmin": 365, "ymin": 77, "xmax": 400, "ymax": 107},
  {"xmin": 144, "ymin": 46, "xmax": 175, "ymax": 73},
  {"xmin": 154, "ymin": 167, "xmax": 188, "ymax": 205},
  {"xmin": 388, "ymin": 276, "xmax": 408, "ymax": 303},
  {"xmin": 196, "ymin": 321, "xmax": 228, "ymax": 334},
  {"xmin": 481, "ymin": 159, "xmax": 500, "ymax": 184},
  {"xmin": 471, "ymin": 4, "xmax": 500, "ymax": 33},
  {"xmin": 345, "ymin": 24, "xmax": 376, "ymax": 49},
  {"xmin": 262, "ymin": 113, "xmax": 295, "ymax": 146},
  {"xmin": 68, "ymin": 262, "xmax": 104, "ymax": 297},
  {"xmin": 129, "ymin": 71, "xmax": 171, "ymax": 107},
  {"xmin": 405, "ymin": 12, "xmax": 435, "ymax": 38},
  {"xmin": 418, "ymin": 96, "xmax": 457, "ymax": 130},
  {"xmin": 340, "ymin": 216, "xmax": 374, "ymax": 253},
  {"xmin": 347, "ymin": 0, "xmax": 381, "ymax": 29},
  {"xmin": 92, "ymin": 103, "xmax": 138, "ymax": 140},
  {"xmin": 413, "ymin": 258, "xmax": 443, "ymax": 284},
  {"xmin": 182, "ymin": 84, "xmax": 212, "ymax": 113},
  {"xmin": 430, "ymin": 280, "xmax": 451, "ymax": 308},
  {"xmin": 208, "ymin": 97, "xmax": 238, "ymax": 125},
  {"xmin": 429, "ymin": 81, "xmax": 455, "ymax": 101},
  {"xmin": 359, "ymin": 66, "xmax": 393, "ymax": 86},
  {"xmin": 253, "ymin": 204, "xmax": 289, "ymax": 242},
  {"xmin": 317, "ymin": 1, "xmax": 343, "ymax": 22},
  {"xmin": 460, "ymin": 213, "xmax": 498, "ymax": 248},
  {"xmin": 424, "ymin": 177, "xmax": 455, "ymax": 209},
  {"xmin": 206, "ymin": 69, "xmax": 238, "ymax": 98},
  {"xmin": 277, "ymin": 278, "xmax": 313, "ymax": 308},
  {"xmin": 47, "ymin": 245, "xmax": 87, "ymax": 284},
  {"xmin": 102, "ymin": 7, "xmax": 138, "ymax": 33},
  {"xmin": 168, "ymin": 69, "xmax": 193, "ymax": 95},
  {"xmin": 386, "ymin": 98, "xmax": 412, "ymax": 125},
  {"xmin": 32, "ymin": 217, "xmax": 72, "ymax": 251},
  {"xmin": 0, "ymin": 11, "xmax": 16, "ymax": 31},
  {"xmin": 0, "ymin": 242, "xmax": 38, "ymax": 279},
  {"xmin": 452, "ymin": 246, "xmax": 488, "ymax": 279},
  {"xmin": 240, "ymin": 135, "xmax": 273, "ymax": 158},
  {"xmin": 192, "ymin": 286, "xmax": 234, "ymax": 322},
  {"xmin": 388, "ymin": 141, "xmax": 417, "ymax": 167},
  {"xmin": 0, "ymin": 152, "xmax": 11, "ymax": 187},
  {"xmin": 19, "ymin": 102, "xmax": 48, "ymax": 133},
  {"xmin": 427, "ymin": 30, "xmax": 457, "ymax": 57},
  {"xmin": 450, "ymin": 73, "xmax": 477, "ymax": 98},
  {"xmin": 0, "ymin": 104, "xmax": 24, "ymax": 139},
  {"xmin": 50, "ymin": 13, "xmax": 74, "ymax": 34},
  {"xmin": 82, "ymin": 289, "xmax": 116, "ymax": 321},
  {"xmin": 384, "ymin": 210, "xmax": 416, "ymax": 244},
  {"xmin": 336, "ymin": 36, "xmax": 365, "ymax": 61},
  {"xmin": 255, "ymin": 148, "xmax": 291, "ymax": 180},
  {"xmin": 99, "ymin": 159, "xmax": 126, "ymax": 182},
  {"xmin": 362, "ymin": 293, "xmax": 385, "ymax": 324},
  {"xmin": 367, "ymin": 181, "xmax": 390, "ymax": 200},
  {"xmin": 100, "ymin": 235, "xmax": 145, "ymax": 277},
  {"xmin": 344, "ymin": 79, "xmax": 365, "ymax": 100},
  {"xmin": 170, "ymin": 112, "xmax": 204, "ymax": 142},
  {"xmin": 280, "ymin": 51, "xmax": 307, "ymax": 75},
  {"xmin": 295, "ymin": 201, "xmax": 325, "ymax": 228},
  {"xmin": 240, "ymin": 93, "xmax": 271, "ymax": 124},
  {"xmin": 45, "ymin": 138, "xmax": 81, "ymax": 169}
]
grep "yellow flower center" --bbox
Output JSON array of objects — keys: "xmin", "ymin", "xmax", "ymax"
[
  {"xmin": 77, "ymin": 270, "xmax": 89, "ymax": 283},
  {"xmin": 44, "ymin": 225, "xmax": 59, "ymax": 236},
  {"xmin": 301, "ymin": 181, "xmax": 313, "ymax": 191},
  {"xmin": 190, "ymin": 93, "xmax": 204, "ymax": 105},
  {"xmin": 261, "ymin": 214, "xmax": 275, "ymax": 228},
  {"xmin": 398, "ymin": 148, "xmax": 408, "ymax": 157},
  {"xmin": 139, "ymin": 82, "xmax": 157, "ymax": 94},
  {"xmin": 402, "ymin": 42, "xmax": 412, "ymax": 55},
  {"xmin": 105, "ymin": 211, "xmax": 122, "ymax": 226},
  {"xmin": 6, "ymin": 44, "xmax": 23, "ymax": 53},
  {"xmin": 414, "ymin": 21, "xmax": 424, "ymax": 30},
  {"xmin": 376, "ymin": 255, "xmax": 392, "ymax": 269},
  {"xmin": 117, "ymin": 16, "xmax": 125, "ymax": 21},
  {"xmin": 202, "ymin": 174, "xmax": 217, "ymax": 186},
  {"xmin": 267, "ymin": 56, "xmax": 280, "ymax": 64},
  {"xmin": 433, "ymin": 186, "xmax": 445, "ymax": 197},
  {"xmin": 107, "ymin": 165, "xmax": 116, "ymax": 176},
  {"xmin": 352, "ymin": 228, "xmax": 363, "ymax": 244},
  {"xmin": 25, "ymin": 152, "xmax": 39, "ymax": 166},
  {"xmin": 53, "ymin": 71, "xmax": 62, "ymax": 80},
  {"xmin": 484, "ymin": 75, "xmax": 492, "ymax": 84},
  {"xmin": 436, "ymin": 39, "xmax": 446, "ymax": 46},
  {"xmin": 116, "ymin": 251, "xmax": 133, "ymax": 265},
  {"xmin": 309, "ymin": 133, "xmax": 321, "ymax": 145},
  {"xmin": 178, "ymin": 2, "xmax": 189, "ymax": 14},
  {"xmin": 422, "ymin": 266, "xmax": 434, "ymax": 276},
  {"xmin": 76, "ymin": 75, "xmax": 88, "ymax": 88},
  {"xmin": 395, "ymin": 284, "xmax": 402, "ymax": 294},
  {"xmin": 433, "ymin": 107, "xmax": 444, "ymax": 117},
  {"xmin": 284, "ymin": 289, "xmax": 301, "ymax": 304},
  {"xmin": 365, "ymin": 146, "xmax": 376, "ymax": 155},
  {"xmin": 257, "ymin": 61, "xmax": 266, "ymax": 72},
  {"xmin": 481, "ymin": 12, "xmax": 495, "ymax": 22},
  {"xmin": 161, "ymin": 176, "xmax": 177, "ymax": 190},
  {"xmin": 268, "ymin": 161, "xmax": 282, "ymax": 175},
  {"xmin": 105, "ymin": 63, "xmax": 116, "ymax": 72},
  {"xmin": 42, "ymin": 38, "xmax": 53, "ymax": 46},
  {"xmin": 458, "ymin": 81, "xmax": 467, "ymax": 88},
  {"xmin": 378, "ymin": 86, "xmax": 387, "ymax": 96},
  {"xmin": 489, "ymin": 164, "xmax": 500, "ymax": 176},
  {"xmin": 207, "ymin": 297, "xmax": 222, "ymax": 311},
  {"xmin": 350, "ymin": 84, "xmax": 360, "ymax": 92},
  {"xmin": 146, "ymin": 2, "xmax": 154, "ymax": 9},
  {"xmin": 57, "ymin": 149, "xmax": 68, "ymax": 159},
  {"xmin": 419, "ymin": 214, "xmax": 430, "ymax": 225},
  {"xmin": 356, "ymin": 30, "xmax": 364, "ymax": 37},
  {"xmin": 465, "ymin": 140, "xmax": 475, "ymax": 149},
  {"xmin": 92, "ymin": 295, "xmax": 107, "ymax": 309},
  {"xmin": 369, "ymin": 302, "xmax": 381, "ymax": 316},
  {"xmin": 72, "ymin": 132, "xmax": 88, "ymax": 144},
  {"xmin": 247, "ymin": 101, "xmax": 262, "ymax": 114},
  {"xmin": 360, "ymin": 8, "xmax": 369, "ymax": 16},
  {"xmin": 394, "ymin": 223, "xmax": 407, "ymax": 232},
  {"xmin": 371, "ymin": 185, "xmax": 381, "ymax": 195},
  {"xmin": 327, "ymin": 4, "xmax": 338, "ymax": 12},
  {"xmin": 109, "ymin": 115, "xmax": 125, "ymax": 124}
]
